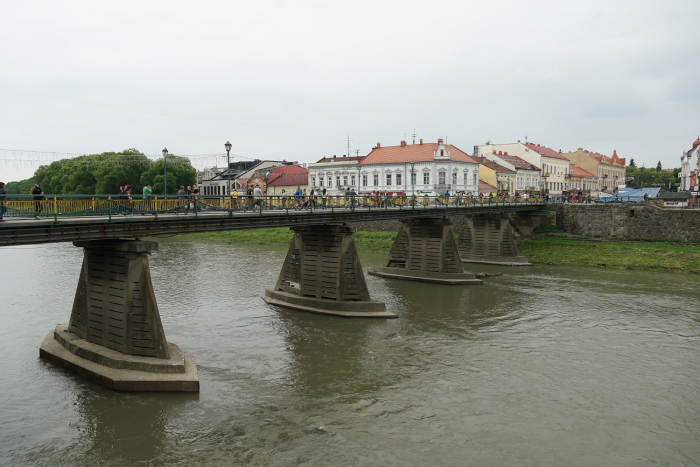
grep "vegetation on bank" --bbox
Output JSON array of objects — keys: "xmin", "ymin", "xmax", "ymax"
[
  {"xmin": 5, "ymin": 149, "xmax": 196, "ymax": 195},
  {"xmin": 518, "ymin": 237, "xmax": 700, "ymax": 274},
  {"xmin": 183, "ymin": 228, "xmax": 397, "ymax": 252},
  {"xmin": 183, "ymin": 228, "xmax": 700, "ymax": 274}
]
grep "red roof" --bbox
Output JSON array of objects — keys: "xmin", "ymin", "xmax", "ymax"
[
  {"xmin": 267, "ymin": 164, "xmax": 308, "ymax": 185},
  {"xmin": 266, "ymin": 173, "xmax": 308, "ymax": 187},
  {"xmin": 479, "ymin": 180, "xmax": 497, "ymax": 191},
  {"xmin": 480, "ymin": 159, "xmax": 514, "ymax": 173},
  {"xmin": 524, "ymin": 142, "xmax": 569, "ymax": 161},
  {"xmin": 360, "ymin": 141, "xmax": 478, "ymax": 164},
  {"xmin": 492, "ymin": 153, "xmax": 541, "ymax": 171},
  {"xmin": 568, "ymin": 148, "xmax": 626, "ymax": 167},
  {"xmin": 315, "ymin": 156, "xmax": 364, "ymax": 163},
  {"xmin": 569, "ymin": 165, "xmax": 596, "ymax": 178}
]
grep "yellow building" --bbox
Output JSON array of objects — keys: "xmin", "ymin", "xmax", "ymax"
[
  {"xmin": 560, "ymin": 148, "xmax": 626, "ymax": 193},
  {"xmin": 478, "ymin": 158, "xmax": 515, "ymax": 194}
]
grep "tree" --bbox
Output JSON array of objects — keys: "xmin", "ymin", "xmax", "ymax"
[
  {"xmin": 4, "ymin": 149, "xmax": 197, "ymax": 195},
  {"xmin": 656, "ymin": 160, "xmax": 662, "ymax": 171},
  {"xmin": 629, "ymin": 158, "xmax": 636, "ymax": 167}
]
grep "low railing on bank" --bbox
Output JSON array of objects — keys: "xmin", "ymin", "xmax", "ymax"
[{"xmin": 0, "ymin": 194, "xmax": 546, "ymax": 221}]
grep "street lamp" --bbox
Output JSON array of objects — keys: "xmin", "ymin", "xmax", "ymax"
[
  {"xmin": 410, "ymin": 162, "xmax": 415, "ymax": 197},
  {"xmin": 225, "ymin": 141, "xmax": 232, "ymax": 195},
  {"xmin": 162, "ymin": 147, "xmax": 168, "ymax": 195}
]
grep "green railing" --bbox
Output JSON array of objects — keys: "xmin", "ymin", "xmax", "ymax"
[{"xmin": 0, "ymin": 194, "xmax": 546, "ymax": 221}]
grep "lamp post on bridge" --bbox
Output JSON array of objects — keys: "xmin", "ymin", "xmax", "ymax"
[
  {"xmin": 225, "ymin": 141, "xmax": 232, "ymax": 195},
  {"xmin": 162, "ymin": 147, "xmax": 168, "ymax": 195},
  {"xmin": 410, "ymin": 162, "xmax": 415, "ymax": 197}
]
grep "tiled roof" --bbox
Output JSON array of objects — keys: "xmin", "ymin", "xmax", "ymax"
[
  {"xmin": 267, "ymin": 164, "xmax": 308, "ymax": 185},
  {"xmin": 479, "ymin": 180, "xmax": 497, "ymax": 191},
  {"xmin": 566, "ymin": 148, "xmax": 626, "ymax": 167},
  {"xmin": 479, "ymin": 159, "xmax": 514, "ymax": 173},
  {"xmin": 360, "ymin": 142, "xmax": 478, "ymax": 164},
  {"xmin": 569, "ymin": 165, "xmax": 596, "ymax": 178},
  {"xmin": 492, "ymin": 153, "xmax": 541, "ymax": 171},
  {"xmin": 316, "ymin": 156, "xmax": 364, "ymax": 163},
  {"xmin": 266, "ymin": 173, "xmax": 308, "ymax": 187},
  {"xmin": 524, "ymin": 142, "xmax": 569, "ymax": 161}
]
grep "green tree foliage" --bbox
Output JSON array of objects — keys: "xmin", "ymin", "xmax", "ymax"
[
  {"xmin": 625, "ymin": 165, "xmax": 680, "ymax": 191},
  {"xmin": 5, "ymin": 149, "xmax": 196, "ymax": 195},
  {"xmin": 629, "ymin": 158, "xmax": 636, "ymax": 167},
  {"xmin": 656, "ymin": 160, "xmax": 662, "ymax": 171}
]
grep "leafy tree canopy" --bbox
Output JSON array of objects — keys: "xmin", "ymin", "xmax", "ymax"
[
  {"xmin": 4, "ymin": 149, "xmax": 196, "ymax": 195},
  {"xmin": 625, "ymin": 165, "xmax": 680, "ymax": 191}
]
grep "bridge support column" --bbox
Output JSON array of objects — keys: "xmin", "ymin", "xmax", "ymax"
[
  {"xmin": 369, "ymin": 217, "xmax": 482, "ymax": 285},
  {"xmin": 458, "ymin": 215, "xmax": 532, "ymax": 266},
  {"xmin": 263, "ymin": 224, "xmax": 395, "ymax": 318},
  {"xmin": 39, "ymin": 239, "xmax": 199, "ymax": 392}
]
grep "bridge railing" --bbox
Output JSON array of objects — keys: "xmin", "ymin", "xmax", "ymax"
[{"xmin": 0, "ymin": 194, "xmax": 545, "ymax": 220}]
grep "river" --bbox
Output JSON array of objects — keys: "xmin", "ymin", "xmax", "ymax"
[{"xmin": 1, "ymin": 238, "xmax": 699, "ymax": 466}]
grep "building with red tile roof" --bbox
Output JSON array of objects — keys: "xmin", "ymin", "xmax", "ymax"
[
  {"xmin": 568, "ymin": 165, "xmax": 597, "ymax": 192},
  {"xmin": 358, "ymin": 138, "xmax": 480, "ymax": 195},
  {"xmin": 560, "ymin": 148, "xmax": 627, "ymax": 193},
  {"xmin": 476, "ymin": 141, "xmax": 569, "ymax": 195},
  {"xmin": 266, "ymin": 172, "xmax": 309, "ymax": 195}
]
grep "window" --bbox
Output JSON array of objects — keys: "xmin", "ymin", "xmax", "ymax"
[
  {"xmin": 373, "ymin": 174, "xmax": 379, "ymax": 186},
  {"xmin": 452, "ymin": 173, "xmax": 457, "ymax": 185},
  {"xmin": 439, "ymin": 171, "xmax": 446, "ymax": 185},
  {"xmin": 396, "ymin": 174, "xmax": 402, "ymax": 185},
  {"xmin": 343, "ymin": 175, "xmax": 348, "ymax": 186},
  {"xmin": 386, "ymin": 174, "xmax": 392, "ymax": 186},
  {"xmin": 336, "ymin": 176, "xmax": 341, "ymax": 187},
  {"xmin": 464, "ymin": 172, "xmax": 468, "ymax": 185},
  {"xmin": 411, "ymin": 172, "xmax": 417, "ymax": 185},
  {"xmin": 319, "ymin": 178, "xmax": 323, "ymax": 187},
  {"xmin": 423, "ymin": 173, "xmax": 430, "ymax": 185},
  {"xmin": 328, "ymin": 176, "xmax": 332, "ymax": 187},
  {"xmin": 351, "ymin": 175, "xmax": 355, "ymax": 187},
  {"xmin": 362, "ymin": 175, "xmax": 367, "ymax": 187},
  {"xmin": 473, "ymin": 173, "xmax": 477, "ymax": 186},
  {"xmin": 311, "ymin": 177, "xmax": 315, "ymax": 187}
]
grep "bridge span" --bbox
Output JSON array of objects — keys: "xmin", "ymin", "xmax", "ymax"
[{"xmin": 2, "ymin": 195, "xmax": 544, "ymax": 392}]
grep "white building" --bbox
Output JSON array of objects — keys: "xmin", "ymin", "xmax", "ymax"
[
  {"xmin": 358, "ymin": 139, "xmax": 480, "ymax": 196},
  {"xmin": 485, "ymin": 152, "xmax": 541, "ymax": 194},
  {"xmin": 680, "ymin": 136, "xmax": 700, "ymax": 192},
  {"xmin": 476, "ymin": 141, "xmax": 570, "ymax": 195},
  {"xmin": 307, "ymin": 155, "xmax": 362, "ymax": 195}
]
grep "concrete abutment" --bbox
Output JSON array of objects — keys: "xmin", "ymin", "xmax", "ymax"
[{"xmin": 458, "ymin": 214, "xmax": 532, "ymax": 266}]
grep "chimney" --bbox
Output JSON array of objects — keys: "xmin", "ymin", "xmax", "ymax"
[
  {"xmin": 504, "ymin": 152, "xmax": 508, "ymax": 156},
  {"xmin": 376, "ymin": 142, "xmax": 381, "ymax": 148},
  {"xmin": 438, "ymin": 138, "xmax": 444, "ymax": 144},
  {"xmin": 400, "ymin": 140, "xmax": 406, "ymax": 147},
  {"xmin": 419, "ymin": 139, "xmax": 423, "ymax": 145},
  {"xmin": 333, "ymin": 155, "xmax": 337, "ymax": 159}
]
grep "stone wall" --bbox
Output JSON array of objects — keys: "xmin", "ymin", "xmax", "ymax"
[{"xmin": 556, "ymin": 204, "xmax": 700, "ymax": 242}]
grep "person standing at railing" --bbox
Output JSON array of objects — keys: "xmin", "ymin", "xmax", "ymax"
[
  {"xmin": 253, "ymin": 185, "xmax": 263, "ymax": 212},
  {"xmin": 177, "ymin": 186, "xmax": 188, "ymax": 214},
  {"xmin": 142, "ymin": 183, "xmax": 153, "ymax": 215},
  {"xmin": 123, "ymin": 185, "xmax": 133, "ymax": 215},
  {"xmin": 321, "ymin": 188, "xmax": 327, "ymax": 209},
  {"xmin": 31, "ymin": 184, "xmax": 44, "ymax": 219},
  {"xmin": 294, "ymin": 186, "xmax": 302, "ymax": 210},
  {"xmin": 0, "ymin": 182, "xmax": 6, "ymax": 222},
  {"xmin": 230, "ymin": 187, "xmax": 239, "ymax": 209},
  {"xmin": 191, "ymin": 184, "xmax": 199, "ymax": 213}
]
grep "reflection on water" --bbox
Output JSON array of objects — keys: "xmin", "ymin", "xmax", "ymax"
[{"xmin": 1, "ymin": 239, "xmax": 699, "ymax": 466}]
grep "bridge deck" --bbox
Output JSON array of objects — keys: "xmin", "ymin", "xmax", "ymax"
[{"xmin": 0, "ymin": 200, "xmax": 543, "ymax": 246}]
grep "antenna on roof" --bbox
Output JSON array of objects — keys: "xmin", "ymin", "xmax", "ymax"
[
  {"xmin": 412, "ymin": 129, "xmax": 417, "ymax": 145},
  {"xmin": 525, "ymin": 135, "xmax": 529, "ymax": 144},
  {"xmin": 346, "ymin": 134, "xmax": 352, "ymax": 161},
  {"xmin": 355, "ymin": 149, "xmax": 360, "ymax": 157}
]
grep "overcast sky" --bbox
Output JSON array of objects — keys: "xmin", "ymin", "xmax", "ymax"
[{"xmin": 1, "ymin": 0, "xmax": 699, "ymax": 182}]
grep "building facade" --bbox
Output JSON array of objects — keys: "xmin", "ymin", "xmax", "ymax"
[
  {"xmin": 307, "ymin": 156, "xmax": 362, "ymax": 195},
  {"xmin": 358, "ymin": 139, "xmax": 480, "ymax": 196},
  {"xmin": 475, "ymin": 142, "xmax": 568, "ymax": 194},
  {"xmin": 560, "ymin": 148, "xmax": 627, "ymax": 193},
  {"xmin": 680, "ymin": 137, "xmax": 700, "ymax": 192},
  {"xmin": 485, "ymin": 152, "xmax": 541, "ymax": 195}
]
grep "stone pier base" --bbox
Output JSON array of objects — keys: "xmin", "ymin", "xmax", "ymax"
[
  {"xmin": 263, "ymin": 225, "xmax": 395, "ymax": 318},
  {"xmin": 369, "ymin": 217, "xmax": 483, "ymax": 285},
  {"xmin": 40, "ymin": 324, "xmax": 199, "ymax": 392},
  {"xmin": 459, "ymin": 215, "xmax": 532, "ymax": 266}
]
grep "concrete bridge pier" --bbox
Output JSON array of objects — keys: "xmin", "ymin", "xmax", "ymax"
[
  {"xmin": 369, "ymin": 217, "xmax": 483, "ymax": 285},
  {"xmin": 263, "ymin": 224, "xmax": 395, "ymax": 318},
  {"xmin": 458, "ymin": 215, "xmax": 532, "ymax": 266},
  {"xmin": 39, "ymin": 239, "xmax": 199, "ymax": 392}
]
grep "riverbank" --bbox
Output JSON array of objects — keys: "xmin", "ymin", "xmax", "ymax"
[
  {"xmin": 518, "ymin": 237, "xmax": 700, "ymax": 274},
  {"xmin": 180, "ymin": 229, "xmax": 700, "ymax": 274}
]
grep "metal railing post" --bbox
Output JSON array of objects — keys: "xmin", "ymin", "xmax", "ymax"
[
  {"xmin": 108, "ymin": 196, "xmax": 112, "ymax": 221},
  {"xmin": 54, "ymin": 196, "xmax": 58, "ymax": 221}
]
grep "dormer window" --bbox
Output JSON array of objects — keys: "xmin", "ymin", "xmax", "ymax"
[{"xmin": 440, "ymin": 149, "xmax": 444, "ymax": 157}]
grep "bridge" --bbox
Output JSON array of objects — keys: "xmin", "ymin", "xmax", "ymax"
[{"xmin": 0, "ymin": 194, "xmax": 544, "ymax": 392}]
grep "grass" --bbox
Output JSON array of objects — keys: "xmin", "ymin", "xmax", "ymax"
[
  {"xmin": 180, "ymin": 229, "xmax": 700, "ymax": 274},
  {"xmin": 182, "ymin": 228, "xmax": 397, "ymax": 252},
  {"xmin": 517, "ymin": 237, "xmax": 700, "ymax": 274}
]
